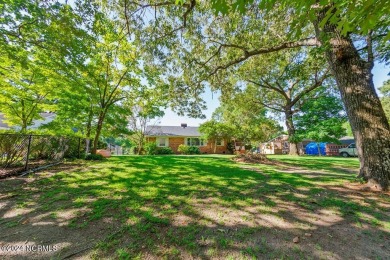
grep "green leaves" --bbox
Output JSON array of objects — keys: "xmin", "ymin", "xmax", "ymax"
[
  {"xmin": 294, "ymin": 92, "xmax": 347, "ymax": 143},
  {"xmin": 199, "ymin": 120, "xmax": 234, "ymax": 141},
  {"xmin": 379, "ymin": 80, "xmax": 390, "ymax": 123},
  {"xmin": 208, "ymin": 0, "xmax": 390, "ymax": 41},
  {"xmin": 0, "ymin": 1, "xmax": 154, "ymax": 140}
]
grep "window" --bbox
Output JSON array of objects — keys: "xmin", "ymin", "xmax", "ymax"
[
  {"xmin": 157, "ymin": 138, "xmax": 167, "ymax": 147},
  {"xmin": 187, "ymin": 138, "xmax": 204, "ymax": 146},
  {"xmin": 216, "ymin": 139, "xmax": 224, "ymax": 146},
  {"xmin": 349, "ymin": 143, "xmax": 356, "ymax": 148}
]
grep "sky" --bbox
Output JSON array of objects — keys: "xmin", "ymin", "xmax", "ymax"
[{"xmin": 159, "ymin": 61, "xmax": 390, "ymax": 127}]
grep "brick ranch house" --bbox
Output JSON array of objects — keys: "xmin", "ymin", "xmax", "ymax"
[{"xmin": 145, "ymin": 124, "xmax": 229, "ymax": 154}]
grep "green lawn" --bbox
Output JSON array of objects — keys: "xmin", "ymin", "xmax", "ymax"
[{"xmin": 1, "ymin": 155, "xmax": 389, "ymax": 259}]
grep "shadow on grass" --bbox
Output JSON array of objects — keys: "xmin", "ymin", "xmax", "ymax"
[
  {"xmin": 0, "ymin": 155, "xmax": 388, "ymax": 259},
  {"xmin": 268, "ymin": 155, "xmax": 360, "ymax": 174}
]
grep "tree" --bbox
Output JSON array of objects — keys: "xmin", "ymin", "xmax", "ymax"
[
  {"xmin": 295, "ymin": 92, "xmax": 347, "ymax": 155},
  {"xmin": 206, "ymin": 1, "xmax": 390, "ymax": 190},
  {"xmin": 214, "ymin": 91, "xmax": 282, "ymax": 145},
  {"xmin": 199, "ymin": 120, "xmax": 234, "ymax": 153},
  {"xmin": 1, "ymin": 1, "xmax": 149, "ymax": 156},
  {"xmin": 239, "ymin": 50, "xmax": 331, "ymax": 154},
  {"xmin": 0, "ymin": 53, "xmax": 58, "ymax": 131},
  {"xmin": 0, "ymin": 1, "xmax": 82, "ymax": 131},
  {"xmin": 116, "ymin": 0, "xmax": 390, "ymax": 190},
  {"xmin": 127, "ymin": 96, "xmax": 165, "ymax": 155}
]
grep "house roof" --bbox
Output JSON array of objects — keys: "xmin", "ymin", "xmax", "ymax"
[
  {"xmin": 0, "ymin": 112, "xmax": 56, "ymax": 130},
  {"xmin": 339, "ymin": 136, "xmax": 355, "ymax": 145},
  {"xmin": 146, "ymin": 125, "xmax": 201, "ymax": 137},
  {"xmin": 0, "ymin": 114, "xmax": 9, "ymax": 130}
]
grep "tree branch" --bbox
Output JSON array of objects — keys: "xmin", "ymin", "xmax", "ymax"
[
  {"xmin": 290, "ymin": 69, "xmax": 330, "ymax": 106},
  {"xmin": 250, "ymin": 98, "xmax": 284, "ymax": 113},
  {"xmin": 154, "ymin": 0, "xmax": 196, "ymax": 40},
  {"xmin": 106, "ymin": 69, "xmax": 130, "ymax": 107},
  {"xmin": 207, "ymin": 37, "xmax": 321, "ymax": 77},
  {"xmin": 247, "ymin": 79, "xmax": 289, "ymax": 100},
  {"xmin": 366, "ymin": 30, "xmax": 374, "ymax": 70}
]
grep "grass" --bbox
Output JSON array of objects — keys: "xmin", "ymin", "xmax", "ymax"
[{"xmin": 1, "ymin": 155, "xmax": 389, "ymax": 259}]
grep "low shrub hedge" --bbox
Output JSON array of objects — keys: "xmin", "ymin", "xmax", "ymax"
[
  {"xmin": 178, "ymin": 144, "xmax": 200, "ymax": 155},
  {"xmin": 156, "ymin": 147, "xmax": 173, "ymax": 155}
]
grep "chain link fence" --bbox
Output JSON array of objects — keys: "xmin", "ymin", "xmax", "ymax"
[{"xmin": 0, "ymin": 134, "xmax": 85, "ymax": 178}]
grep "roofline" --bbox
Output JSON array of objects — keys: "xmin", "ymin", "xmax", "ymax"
[
  {"xmin": 145, "ymin": 135, "xmax": 202, "ymax": 138},
  {"xmin": 147, "ymin": 125, "xmax": 199, "ymax": 127}
]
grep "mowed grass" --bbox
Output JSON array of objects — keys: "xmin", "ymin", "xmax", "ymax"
[{"xmin": 2, "ymin": 155, "xmax": 389, "ymax": 259}]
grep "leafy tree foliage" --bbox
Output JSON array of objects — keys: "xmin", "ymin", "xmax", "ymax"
[
  {"xmin": 214, "ymin": 91, "xmax": 282, "ymax": 145},
  {"xmin": 127, "ymin": 91, "xmax": 166, "ymax": 154},
  {"xmin": 294, "ymin": 92, "xmax": 347, "ymax": 155},
  {"xmin": 238, "ymin": 50, "xmax": 331, "ymax": 154},
  {"xmin": 199, "ymin": 120, "xmax": 234, "ymax": 153},
  {"xmin": 1, "ymin": 1, "xmax": 163, "ymax": 155},
  {"xmin": 379, "ymin": 80, "xmax": 390, "ymax": 122},
  {"xmin": 0, "ymin": 52, "xmax": 58, "ymax": 131},
  {"xmin": 0, "ymin": 1, "xmax": 81, "ymax": 131}
]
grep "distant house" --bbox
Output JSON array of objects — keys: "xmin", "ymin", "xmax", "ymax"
[
  {"xmin": 0, "ymin": 112, "xmax": 56, "ymax": 131},
  {"xmin": 260, "ymin": 135, "xmax": 311, "ymax": 155},
  {"xmin": 145, "ymin": 124, "xmax": 229, "ymax": 154},
  {"xmin": 260, "ymin": 134, "xmax": 355, "ymax": 156},
  {"xmin": 0, "ymin": 114, "xmax": 9, "ymax": 130}
]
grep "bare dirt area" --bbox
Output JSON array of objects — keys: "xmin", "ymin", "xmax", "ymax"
[
  {"xmin": 0, "ymin": 164, "xmax": 116, "ymax": 259},
  {"xmin": 0, "ymin": 157, "xmax": 389, "ymax": 259}
]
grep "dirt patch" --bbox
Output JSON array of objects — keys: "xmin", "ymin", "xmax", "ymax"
[{"xmin": 0, "ymin": 162, "xmax": 111, "ymax": 259}]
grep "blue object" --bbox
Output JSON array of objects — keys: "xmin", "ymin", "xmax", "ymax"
[{"xmin": 305, "ymin": 142, "xmax": 327, "ymax": 155}]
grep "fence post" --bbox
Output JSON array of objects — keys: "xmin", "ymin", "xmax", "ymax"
[
  {"xmin": 24, "ymin": 135, "xmax": 32, "ymax": 171},
  {"xmin": 77, "ymin": 138, "xmax": 81, "ymax": 159}
]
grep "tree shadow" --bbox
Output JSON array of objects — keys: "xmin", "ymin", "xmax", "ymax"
[{"xmin": 0, "ymin": 155, "xmax": 388, "ymax": 259}]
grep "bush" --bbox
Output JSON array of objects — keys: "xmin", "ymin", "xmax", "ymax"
[
  {"xmin": 178, "ymin": 144, "xmax": 189, "ymax": 154},
  {"xmin": 85, "ymin": 154, "xmax": 105, "ymax": 160},
  {"xmin": 144, "ymin": 142, "xmax": 158, "ymax": 155},
  {"xmin": 156, "ymin": 147, "xmax": 173, "ymax": 155},
  {"xmin": 226, "ymin": 141, "xmax": 234, "ymax": 154},
  {"xmin": 64, "ymin": 138, "xmax": 86, "ymax": 159},
  {"xmin": 188, "ymin": 146, "xmax": 200, "ymax": 154},
  {"xmin": 178, "ymin": 144, "xmax": 200, "ymax": 155}
]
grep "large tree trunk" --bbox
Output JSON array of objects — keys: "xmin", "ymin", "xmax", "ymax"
[
  {"xmin": 21, "ymin": 120, "xmax": 27, "ymax": 132},
  {"xmin": 92, "ymin": 110, "xmax": 106, "ymax": 155},
  {"xmin": 285, "ymin": 110, "xmax": 299, "ymax": 155},
  {"xmin": 85, "ymin": 104, "xmax": 93, "ymax": 154},
  {"xmin": 317, "ymin": 142, "xmax": 322, "ymax": 156},
  {"xmin": 314, "ymin": 18, "xmax": 390, "ymax": 190},
  {"xmin": 137, "ymin": 137, "xmax": 143, "ymax": 155}
]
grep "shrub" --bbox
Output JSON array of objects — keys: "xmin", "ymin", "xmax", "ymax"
[
  {"xmin": 178, "ymin": 144, "xmax": 200, "ymax": 155},
  {"xmin": 178, "ymin": 144, "xmax": 189, "ymax": 154},
  {"xmin": 0, "ymin": 134, "xmax": 25, "ymax": 167},
  {"xmin": 144, "ymin": 142, "xmax": 158, "ymax": 155},
  {"xmin": 188, "ymin": 146, "xmax": 200, "ymax": 154},
  {"xmin": 156, "ymin": 147, "xmax": 173, "ymax": 155},
  {"xmin": 226, "ymin": 141, "xmax": 235, "ymax": 154},
  {"xmin": 64, "ymin": 138, "xmax": 86, "ymax": 159},
  {"xmin": 85, "ymin": 154, "xmax": 105, "ymax": 160}
]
